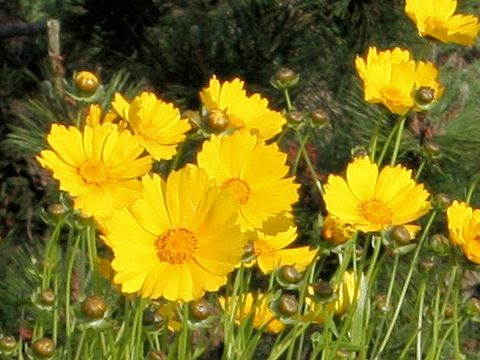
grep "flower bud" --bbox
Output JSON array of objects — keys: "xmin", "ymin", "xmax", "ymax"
[
  {"xmin": 423, "ymin": 141, "xmax": 440, "ymax": 156},
  {"xmin": 287, "ymin": 110, "xmax": 304, "ymax": 125},
  {"xmin": 280, "ymin": 265, "xmax": 302, "ymax": 284},
  {"xmin": 466, "ymin": 298, "xmax": 480, "ymax": 316},
  {"xmin": 278, "ymin": 294, "xmax": 298, "ymax": 316},
  {"xmin": 275, "ymin": 68, "xmax": 299, "ymax": 88},
  {"xmin": 75, "ymin": 71, "xmax": 100, "ymax": 93},
  {"xmin": 47, "ymin": 203, "xmax": 68, "ymax": 218},
  {"xmin": 81, "ymin": 295, "xmax": 107, "ymax": 319},
  {"xmin": 311, "ymin": 280, "xmax": 333, "ymax": 299},
  {"xmin": 32, "ymin": 338, "xmax": 55, "ymax": 358},
  {"xmin": 0, "ymin": 336, "xmax": 17, "ymax": 352},
  {"xmin": 429, "ymin": 233, "xmax": 450, "ymax": 255},
  {"xmin": 206, "ymin": 109, "xmax": 229, "ymax": 132},
  {"xmin": 415, "ymin": 86, "xmax": 435, "ymax": 105},
  {"xmin": 374, "ymin": 294, "xmax": 391, "ymax": 313},
  {"xmin": 190, "ymin": 299, "xmax": 211, "ymax": 321},
  {"xmin": 351, "ymin": 146, "xmax": 369, "ymax": 159},
  {"xmin": 149, "ymin": 350, "xmax": 167, "ymax": 360},
  {"xmin": 143, "ymin": 310, "xmax": 164, "ymax": 326},
  {"xmin": 444, "ymin": 303, "xmax": 454, "ymax": 318},
  {"xmin": 336, "ymin": 349, "xmax": 349, "ymax": 359},
  {"xmin": 392, "ymin": 226, "xmax": 411, "ymax": 245},
  {"xmin": 311, "ymin": 109, "xmax": 329, "ymax": 125},
  {"xmin": 39, "ymin": 289, "xmax": 56, "ymax": 306},
  {"xmin": 435, "ymin": 193, "xmax": 451, "ymax": 209}
]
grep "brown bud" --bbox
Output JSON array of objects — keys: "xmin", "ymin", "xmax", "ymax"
[
  {"xmin": 444, "ymin": 303, "xmax": 454, "ymax": 318},
  {"xmin": 435, "ymin": 193, "xmax": 451, "ymax": 209},
  {"xmin": 47, "ymin": 203, "xmax": 68, "ymax": 218},
  {"xmin": 75, "ymin": 71, "xmax": 100, "ymax": 93},
  {"xmin": 312, "ymin": 280, "xmax": 333, "ymax": 299},
  {"xmin": 143, "ymin": 310, "xmax": 164, "ymax": 326},
  {"xmin": 276, "ymin": 68, "xmax": 297, "ymax": 84},
  {"xmin": 423, "ymin": 141, "xmax": 440, "ymax": 156},
  {"xmin": 419, "ymin": 259, "xmax": 435, "ymax": 273},
  {"xmin": 0, "ymin": 336, "xmax": 17, "ymax": 352},
  {"xmin": 287, "ymin": 110, "xmax": 304, "ymax": 124},
  {"xmin": 429, "ymin": 233, "xmax": 450, "ymax": 254},
  {"xmin": 190, "ymin": 299, "xmax": 211, "ymax": 321},
  {"xmin": 39, "ymin": 289, "xmax": 56, "ymax": 306},
  {"xmin": 278, "ymin": 294, "xmax": 298, "ymax": 316},
  {"xmin": 415, "ymin": 86, "xmax": 435, "ymax": 105},
  {"xmin": 466, "ymin": 298, "xmax": 480, "ymax": 315},
  {"xmin": 81, "ymin": 295, "xmax": 107, "ymax": 319},
  {"xmin": 392, "ymin": 226, "xmax": 411, "ymax": 245},
  {"xmin": 32, "ymin": 338, "xmax": 55, "ymax": 358},
  {"xmin": 311, "ymin": 109, "xmax": 329, "ymax": 125},
  {"xmin": 206, "ymin": 109, "xmax": 229, "ymax": 132},
  {"xmin": 280, "ymin": 265, "xmax": 302, "ymax": 284}
]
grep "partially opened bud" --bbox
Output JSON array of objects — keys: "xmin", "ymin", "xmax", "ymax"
[
  {"xmin": 39, "ymin": 289, "xmax": 56, "ymax": 306},
  {"xmin": 75, "ymin": 71, "xmax": 100, "ymax": 93},
  {"xmin": 81, "ymin": 295, "xmax": 107, "ymax": 319},
  {"xmin": 0, "ymin": 336, "xmax": 17, "ymax": 352},
  {"xmin": 190, "ymin": 299, "xmax": 211, "ymax": 321},
  {"xmin": 206, "ymin": 109, "xmax": 229, "ymax": 132},
  {"xmin": 415, "ymin": 86, "xmax": 435, "ymax": 106},
  {"xmin": 275, "ymin": 68, "xmax": 299, "ymax": 88},
  {"xmin": 392, "ymin": 226, "xmax": 411, "ymax": 245},
  {"xmin": 278, "ymin": 294, "xmax": 298, "ymax": 316},
  {"xmin": 32, "ymin": 338, "xmax": 55, "ymax": 358}
]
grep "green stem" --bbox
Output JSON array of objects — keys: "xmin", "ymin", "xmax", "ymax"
[
  {"xmin": 372, "ymin": 210, "xmax": 437, "ymax": 360},
  {"xmin": 284, "ymin": 89, "xmax": 293, "ymax": 110},
  {"xmin": 294, "ymin": 129, "xmax": 324, "ymax": 195},
  {"xmin": 377, "ymin": 119, "xmax": 399, "ymax": 165},
  {"xmin": 369, "ymin": 113, "xmax": 384, "ymax": 162},
  {"xmin": 416, "ymin": 279, "xmax": 427, "ymax": 360},
  {"xmin": 424, "ymin": 285, "xmax": 441, "ymax": 360},
  {"xmin": 453, "ymin": 267, "xmax": 464, "ymax": 360},
  {"xmin": 415, "ymin": 158, "xmax": 427, "ymax": 181},
  {"xmin": 73, "ymin": 329, "xmax": 87, "ymax": 360},
  {"xmin": 178, "ymin": 303, "xmax": 190, "ymax": 360},
  {"xmin": 465, "ymin": 175, "xmax": 480, "ymax": 205},
  {"xmin": 365, "ymin": 235, "xmax": 382, "ymax": 288},
  {"xmin": 85, "ymin": 224, "xmax": 100, "ymax": 294},
  {"xmin": 390, "ymin": 114, "xmax": 407, "ymax": 166}
]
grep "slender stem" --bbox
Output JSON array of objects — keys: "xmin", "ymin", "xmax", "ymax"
[
  {"xmin": 453, "ymin": 267, "xmax": 464, "ymax": 360},
  {"xmin": 284, "ymin": 89, "xmax": 293, "ymax": 110},
  {"xmin": 178, "ymin": 303, "xmax": 190, "ymax": 360},
  {"xmin": 465, "ymin": 175, "xmax": 480, "ymax": 205},
  {"xmin": 424, "ymin": 285, "xmax": 441, "ymax": 360},
  {"xmin": 415, "ymin": 158, "xmax": 427, "ymax": 181},
  {"xmin": 294, "ymin": 129, "xmax": 324, "ymax": 195},
  {"xmin": 73, "ymin": 329, "xmax": 87, "ymax": 360},
  {"xmin": 390, "ymin": 114, "xmax": 407, "ymax": 166},
  {"xmin": 372, "ymin": 210, "xmax": 437, "ymax": 359},
  {"xmin": 85, "ymin": 224, "xmax": 100, "ymax": 294},
  {"xmin": 366, "ymin": 235, "xmax": 382, "ymax": 288},
  {"xmin": 377, "ymin": 119, "xmax": 399, "ymax": 165},
  {"xmin": 416, "ymin": 279, "xmax": 427, "ymax": 360},
  {"xmin": 369, "ymin": 113, "xmax": 384, "ymax": 162}
]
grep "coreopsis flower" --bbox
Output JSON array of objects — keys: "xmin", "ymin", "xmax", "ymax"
[
  {"xmin": 447, "ymin": 201, "xmax": 480, "ymax": 264},
  {"xmin": 218, "ymin": 293, "xmax": 285, "ymax": 333},
  {"xmin": 355, "ymin": 46, "xmax": 443, "ymax": 114},
  {"xmin": 103, "ymin": 165, "xmax": 245, "ymax": 302},
  {"xmin": 111, "ymin": 92, "xmax": 191, "ymax": 161},
  {"xmin": 249, "ymin": 213, "xmax": 317, "ymax": 274},
  {"xmin": 322, "ymin": 214, "xmax": 356, "ymax": 245},
  {"xmin": 37, "ymin": 123, "xmax": 152, "ymax": 218},
  {"xmin": 405, "ymin": 0, "xmax": 480, "ymax": 46},
  {"xmin": 323, "ymin": 157, "xmax": 431, "ymax": 233},
  {"xmin": 305, "ymin": 271, "xmax": 359, "ymax": 323},
  {"xmin": 199, "ymin": 75, "xmax": 286, "ymax": 140},
  {"xmin": 197, "ymin": 131, "xmax": 299, "ymax": 231}
]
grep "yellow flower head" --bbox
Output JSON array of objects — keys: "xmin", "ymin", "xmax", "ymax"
[
  {"xmin": 85, "ymin": 104, "xmax": 119, "ymax": 127},
  {"xmin": 111, "ymin": 92, "xmax": 191, "ymax": 161},
  {"xmin": 405, "ymin": 0, "xmax": 480, "ymax": 46},
  {"xmin": 447, "ymin": 200, "xmax": 480, "ymax": 264},
  {"xmin": 199, "ymin": 75, "xmax": 286, "ymax": 140},
  {"xmin": 323, "ymin": 157, "xmax": 431, "ymax": 233},
  {"xmin": 197, "ymin": 131, "xmax": 299, "ymax": 231},
  {"xmin": 306, "ymin": 271, "xmax": 359, "ymax": 323},
  {"xmin": 250, "ymin": 213, "xmax": 317, "ymax": 274},
  {"xmin": 37, "ymin": 123, "xmax": 152, "ymax": 218},
  {"xmin": 103, "ymin": 165, "xmax": 246, "ymax": 302},
  {"xmin": 355, "ymin": 46, "xmax": 443, "ymax": 114},
  {"xmin": 218, "ymin": 293, "xmax": 285, "ymax": 333}
]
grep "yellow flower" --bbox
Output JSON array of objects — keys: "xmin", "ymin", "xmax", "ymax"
[
  {"xmin": 111, "ymin": 92, "xmax": 191, "ymax": 161},
  {"xmin": 405, "ymin": 0, "xmax": 480, "ymax": 46},
  {"xmin": 250, "ymin": 213, "xmax": 317, "ymax": 274},
  {"xmin": 103, "ymin": 165, "xmax": 246, "ymax": 302},
  {"xmin": 197, "ymin": 131, "xmax": 299, "ymax": 231},
  {"xmin": 355, "ymin": 46, "xmax": 443, "ymax": 114},
  {"xmin": 447, "ymin": 201, "xmax": 480, "ymax": 264},
  {"xmin": 37, "ymin": 123, "xmax": 152, "ymax": 218},
  {"xmin": 218, "ymin": 293, "xmax": 285, "ymax": 333},
  {"xmin": 305, "ymin": 271, "xmax": 359, "ymax": 323},
  {"xmin": 199, "ymin": 75, "xmax": 286, "ymax": 140},
  {"xmin": 323, "ymin": 157, "xmax": 431, "ymax": 233}
]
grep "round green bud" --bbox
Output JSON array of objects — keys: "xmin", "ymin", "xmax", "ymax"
[
  {"xmin": 392, "ymin": 226, "xmax": 411, "ymax": 245},
  {"xmin": 419, "ymin": 259, "xmax": 435, "ymax": 273},
  {"xmin": 190, "ymin": 299, "xmax": 211, "ymax": 321},
  {"xmin": 143, "ymin": 310, "xmax": 164, "ymax": 326},
  {"xmin": 466, "ymin": 298, "xmax": 480, "ymax": 316},
  {"xmin": 32, "ymin": 338, "xmax": 55, "ymax": 358},
  {"xmin": 280, "ymin": 265, "xmax": 302, "ymax": 284},
  {"xmin": 429, "ymin": 233, "xmax": 450, "ymax": 255},
  {"xmin": 415, "ymin": 86, "xmax": 435, "ymax": 105},
  {"xmin": 81, "ymin": 295, "xmax": 107, "ymax": 319},
  {"xmin": 423, "ymin": 141, "xmax": 440, "ymax": 156},
  {"xmin": 287, "ymin": 110, "xmax": 304, "ymax": 124},
  {"xmin": 276, "ymin": 68, "xmax": 298, "ymax": 84},
  {"xmin": 39, "ymin": 289, "xmax": 56, "ymax": 306},
  {"xmin": 149, "ymin": 350, "xmax": 167, "ymax": 360},
  {"xmin": 278, "ymin": 294, "xmax": 299, "ymax": 316},
  {"xmin": 435, "ymin": 193, "xmax": 451, "ymax": 209},
  {"xmin": 312, "ymin": 280, "xmax": 333, "ymax": 299},
  {"xmin": 311, "ymin": 109, "xmax": 329, "ymax": 125},
  {"xmin": 0, "ymin": 336, "xmax": 17, "ymax": 352},
  {"xmin": 47, "ymin": 203, "xmax": 67, "ymax": 218}
]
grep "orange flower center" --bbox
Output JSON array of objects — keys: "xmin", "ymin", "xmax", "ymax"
[
  {"xmin": 254, "ymin": 239, "xmax": 276, "ymax": 257},
  {"xmin": 380, "ymin": 86, "xmax": 403, "ymax": 105},
  {"xmin": 358, "ymin": 199, "xmax": 393, "ymax": 228},
  {"xmin": 78, "ymin": 160, "xmax": 109, "ymax": 185},
  {"xmin": 155, "ymin": 228, "xmax": 198, "ymax": 264},
  {"xmin": 222, "ymin": 178, "xmax": 251, "ymax": 205}
]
